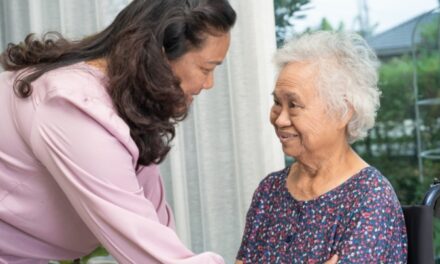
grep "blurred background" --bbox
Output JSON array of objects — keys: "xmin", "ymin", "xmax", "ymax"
[{"xmin": 1, "ymin": 0, "xmax": 439, "ymax": 263}]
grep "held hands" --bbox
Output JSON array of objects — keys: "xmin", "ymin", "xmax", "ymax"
[{"xmin": 324, "ymin": 255, "xmax": 339, "ymax": 264}]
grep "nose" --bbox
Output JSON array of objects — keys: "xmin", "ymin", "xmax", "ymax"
[
  {"xmin": 274, "ymin": 108, "xmax": 292, "ymax": 128},
  {"xmin": 202, "ymin": 72, "xmax": 214, "ymax": 90}
]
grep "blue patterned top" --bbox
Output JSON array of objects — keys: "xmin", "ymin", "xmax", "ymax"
[{"xmin": 237, "ymin": 166, "xmax": 407, "ymax": 263}]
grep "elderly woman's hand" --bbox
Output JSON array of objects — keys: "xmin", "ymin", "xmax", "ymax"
[{"xmin": 324, "ymin": 255, "xmax": 339, "ymax": 264}]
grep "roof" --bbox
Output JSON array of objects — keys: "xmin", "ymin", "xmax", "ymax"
[{"xmin": 366, "ymin": 9, "xmax": 440, "ymax": 57}]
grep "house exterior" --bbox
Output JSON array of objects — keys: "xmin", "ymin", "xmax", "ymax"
[{"xmin": 367, "ymin": 10, "xmax": 439, "ymax": 60}]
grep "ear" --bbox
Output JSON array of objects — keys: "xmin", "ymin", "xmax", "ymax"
[{"xmin": 338, "ymin": 99, "xmax": 354, "ymax": 129}]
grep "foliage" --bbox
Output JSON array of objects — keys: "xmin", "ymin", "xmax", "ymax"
[
  {"xmin": 317, "ymin": 18, "xmax": 333, "ymax": 31},
  {"xmin": 54, "ymin": 246, "xmax": 109, "ymax": 264},
  {"xmin": 356, "ymin": 19, "xmax": 440, "ymax": 254},
  {"xmin": 274, "ymin": 0, "xmax": 311, "ymax": 46},
  {"xmin": 352, "ymin": 48, "xmax": 440, "ymax": 205}
]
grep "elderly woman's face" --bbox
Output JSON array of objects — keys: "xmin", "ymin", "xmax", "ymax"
[{"xmin": 270, "ymin": 62, "xmax": 347, "ymax": 158}]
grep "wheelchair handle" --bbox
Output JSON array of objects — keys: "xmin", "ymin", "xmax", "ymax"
[{"xmin": 422, "ymin": 182, "xmax": 440, "ymax": 208}]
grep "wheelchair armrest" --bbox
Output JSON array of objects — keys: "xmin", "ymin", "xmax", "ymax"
[{"xmin": 422, "ymin": 182, "xmax": 440, "ymax": 218}]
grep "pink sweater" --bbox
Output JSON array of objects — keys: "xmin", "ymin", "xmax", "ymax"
[{"xmin": 0, "ymin": 63, "xmax": 223, "ymax": 264}]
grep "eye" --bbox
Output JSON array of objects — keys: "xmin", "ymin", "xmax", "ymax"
[
  {"xmin": 273, "ymin": 98, "xmax": 281, "ymax": 106},
  {"xmin": 201, "ymin": 67, "xmax": 214, "ymax": 75},
  {"xmin": 288, "ymin": 101, "xmax": 297, "ymax": 108}
]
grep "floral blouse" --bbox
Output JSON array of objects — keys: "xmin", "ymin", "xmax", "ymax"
[{"xmin": 237, "ymin": 166, "xmax": 407, "ymax": 263}]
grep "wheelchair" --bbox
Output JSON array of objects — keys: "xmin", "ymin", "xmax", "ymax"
[{"xmin": 403, "ymin": 181, "xmax": 440, "ymax": 264}]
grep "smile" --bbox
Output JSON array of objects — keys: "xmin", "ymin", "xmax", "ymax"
[{"xmin": 277, "ymin": 131, "xmax": 298, "ymax": 143}]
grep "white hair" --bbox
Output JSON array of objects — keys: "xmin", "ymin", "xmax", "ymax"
[{"xmin": 274, "ymin": 31, "xmax": 381, "ymax": 143}]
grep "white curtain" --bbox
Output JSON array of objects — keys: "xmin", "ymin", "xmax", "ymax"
[
  {"xmin": 0, "ymin": 0, "xmax": 284, "ymax": 263},
  {"xmin": 0, "ymin": 0, "xmax": 131, "ymax": 52}
]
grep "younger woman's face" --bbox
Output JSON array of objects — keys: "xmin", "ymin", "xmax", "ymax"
[{"xmin": 170, "ymin": 32, "xmax": 231, "ymax": 104}]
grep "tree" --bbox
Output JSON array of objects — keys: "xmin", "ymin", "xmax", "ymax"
[
  {"xmin": 274, "ymin": 0, "xmax": 311, "ymax": 47},
  {"xmin": 353, "ymin": 0, "xmax": 378, "ymax": 37}
]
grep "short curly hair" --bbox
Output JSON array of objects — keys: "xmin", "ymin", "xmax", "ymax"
[{"xmin": 274, "ymin": 31, "xmax": 381, "ymax": 143}]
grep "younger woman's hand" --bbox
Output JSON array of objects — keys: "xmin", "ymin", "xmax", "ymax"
[{"xmin": 324, "ymin": 255, "xmax": 338, "ymax": 264}]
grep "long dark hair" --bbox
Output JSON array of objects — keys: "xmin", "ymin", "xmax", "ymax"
[{"xmin": 0, "ymin": 0, "xmax": 236, "ymax": 166}]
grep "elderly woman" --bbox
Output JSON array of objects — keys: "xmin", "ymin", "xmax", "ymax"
[{"xmin": 236, "ymin": 31, "xmax": 407, "ymax": 263}]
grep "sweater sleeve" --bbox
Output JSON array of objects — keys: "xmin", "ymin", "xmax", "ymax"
[{"xmin": 29, "ymin": 92, "xmax": 224, "ymax": 264}]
